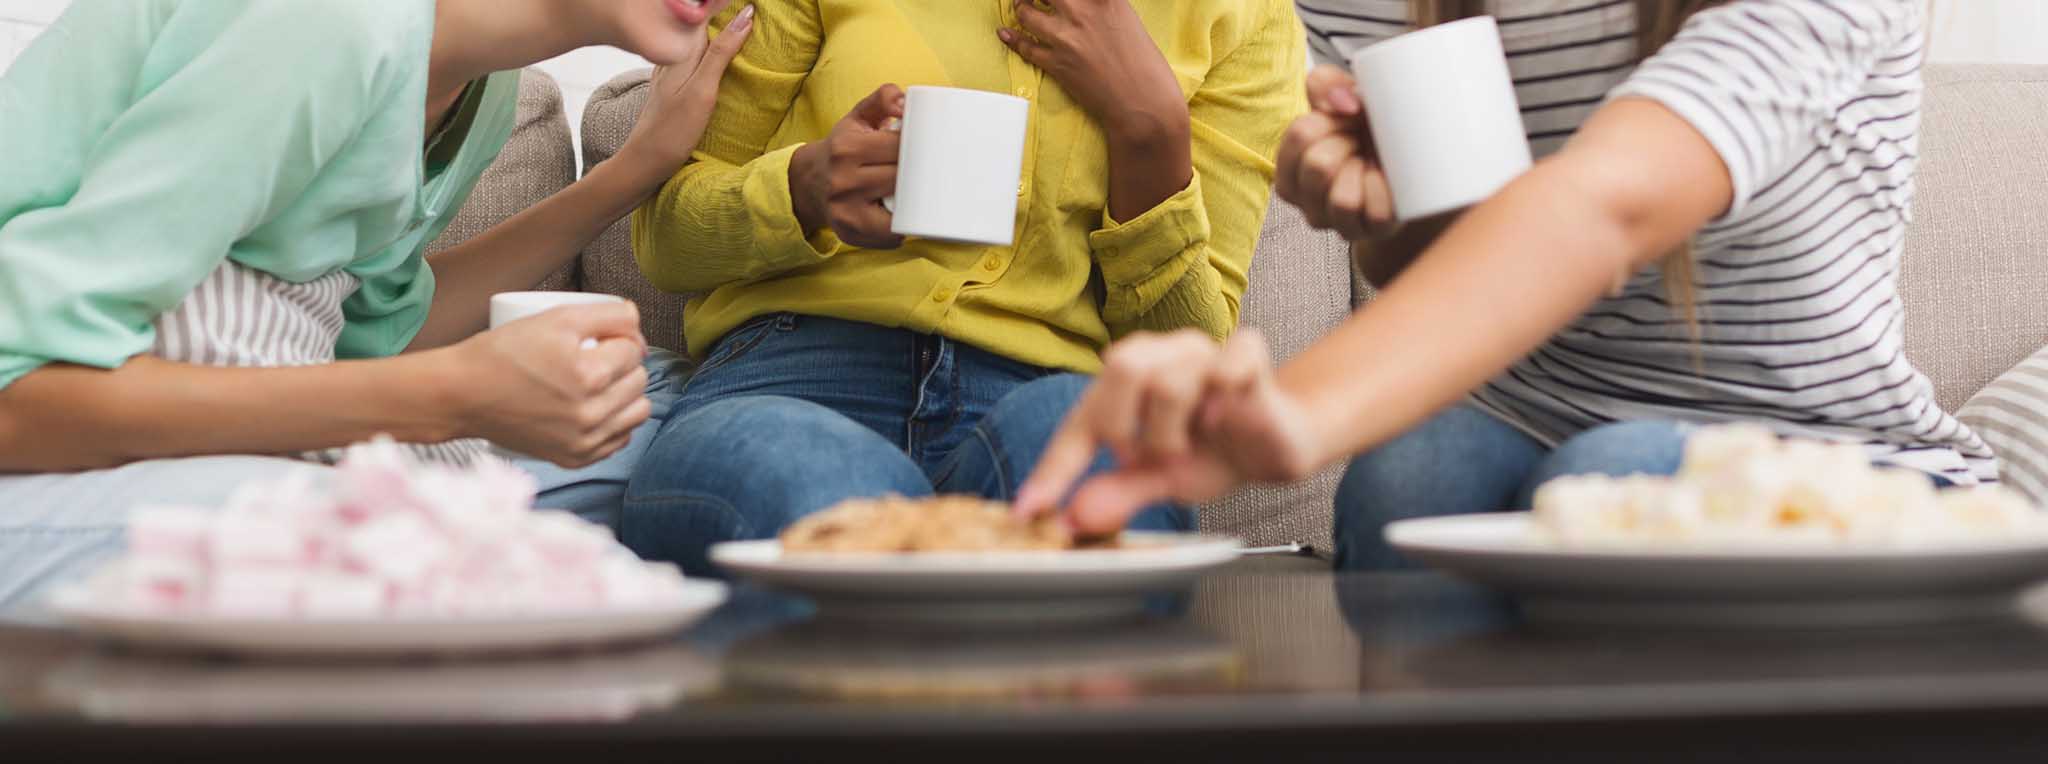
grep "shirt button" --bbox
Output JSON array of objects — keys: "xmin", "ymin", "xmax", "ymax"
[
  {"xmin": 983, "ymin": 258, "xmax": 1002, "ymax": 272},
  {"xmin": 933, "ymin": 288, "xmax": 955, "ymax": 303},
  {"xmin": 1013, "ymin": 87, "xmax": 1030, "ymax": 98}
]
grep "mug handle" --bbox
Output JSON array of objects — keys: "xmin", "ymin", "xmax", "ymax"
[{"xmin": 881, "ymin": 116, "xmax": 904, "ymax": 213}]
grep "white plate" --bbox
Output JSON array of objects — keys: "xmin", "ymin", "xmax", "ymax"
[
  {"xmin": 709, "ymin": 532, "xmax": 1242, "ymax": 625},
  {"xmin": 1388, "ymin": 513, "xmax": 2048, "ymax": 627},
  {"xmin": 49, "ymin": 575, "xmax": 728, "ymax": 658}
]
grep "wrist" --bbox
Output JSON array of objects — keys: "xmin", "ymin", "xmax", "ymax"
[
  {"xmin": 385, "ymin": 349, "xmax": 471, "ymax": 444},
  {"xmin": 1103, "ymin": 103, "xmax": 1191, "ymax": 155},
  {"xmin": 789, "ymin": 141, "xmax": 829, "ymax": 235},
  {"xmin": 1274, "ymin": 367, "xmax": 1351, "ymax": 474},
  {"xmin": 607, "ymin": 141, "xmax": 685, "ymax": 198}
]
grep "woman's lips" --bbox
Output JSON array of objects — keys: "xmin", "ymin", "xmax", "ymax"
[{"xmin": 663, "ymin": 0, "xmax": 708, "ymax": 25}]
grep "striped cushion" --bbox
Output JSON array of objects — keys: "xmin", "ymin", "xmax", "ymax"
[{"xmin": 1959, "ymin": 347, "xmax": 2048, "ymax": 503}]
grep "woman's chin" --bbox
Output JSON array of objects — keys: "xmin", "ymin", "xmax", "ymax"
[{"xmin": 634, "ymin": 37, "xmax": 706, "ymax": 68}]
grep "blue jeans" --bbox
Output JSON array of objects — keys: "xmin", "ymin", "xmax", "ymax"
[
  {"xmin": 621, "ymin": 314, "xmax": 1192, "ymax": 576},
  {"xmin": 1334, "ymin": 405, "xmax": 1690, "ymax": 571}
]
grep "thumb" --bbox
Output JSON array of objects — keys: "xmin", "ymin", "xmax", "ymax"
[{"xmin": 850, "ymin": 83, "xmax": 907, "ymax": 130}]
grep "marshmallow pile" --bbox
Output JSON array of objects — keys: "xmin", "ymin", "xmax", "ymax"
[
  {"xmin": 106, "ymin": 438, "xmax": 687, "ymax": 618},
  {"xmin": 1533, "ymin": 424, "xmax": 2047, "ymax": 549}
]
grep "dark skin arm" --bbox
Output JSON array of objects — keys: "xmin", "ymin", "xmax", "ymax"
[{"xmin": 998, "ymin": 0, "xmax": 1192, "ymax": 222}]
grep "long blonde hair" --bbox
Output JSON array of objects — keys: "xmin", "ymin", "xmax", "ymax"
[{"xmin": 1410, "ymin": 0, "xmax": 1718, "ymax": 332}]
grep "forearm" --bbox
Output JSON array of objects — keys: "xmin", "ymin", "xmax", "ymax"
[
  {"xmin": 1353, "ymin": 211, "xmax": 1461, "ymax": 290},
  {"xmin": 410, "ymin": 158, "xmax": 670, "ymax": 349},
  {"xmin": 1104, "ymin": 118, "xmax": 1194, "ymax": 224},
  {"xmin": 0, "ymin": 355, "xmax": 461, "ymax": 473},
  {"xmin": 1280, "ymin": 161, "xmax": 1647, "ymax": 467}
]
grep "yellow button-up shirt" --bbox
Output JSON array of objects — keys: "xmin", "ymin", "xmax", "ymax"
[{"xmin": 632, "ymin": 0, "xmax": 1305, "ymax": 373}]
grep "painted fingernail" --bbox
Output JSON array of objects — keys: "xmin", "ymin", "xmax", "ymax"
[{"xmin": 738, "ymin": 4, "xmax": 755, "ymax": 21}]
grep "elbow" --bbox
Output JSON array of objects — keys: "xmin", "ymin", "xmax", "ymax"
[{"xmin": 1521, "ymin": 157, "xmax": 1667, "ymax": 275}]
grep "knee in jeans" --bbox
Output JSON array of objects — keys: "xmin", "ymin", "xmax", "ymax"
[
  {"xmin": 633, "ymin": 396, "xmax": 927, "ymax": 522},
  {"xmin": 970, "ymin": 374, "xmax": 1089, "ymax": 468},
  {"xmin": 983, "ymin": 375, "xmax": 1088, "ymax": 443},
  {"xmin": 1544, "ymin": 420, "xmax": 1689, "ymax": 478}
]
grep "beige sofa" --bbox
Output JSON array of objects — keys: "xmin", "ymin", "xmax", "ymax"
[{"xmin": 436, "ymin": 63, "xmax": 2048, "ymax": 552}]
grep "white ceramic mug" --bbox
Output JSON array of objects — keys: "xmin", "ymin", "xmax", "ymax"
[
  {"xmin": 489, "ymin": 292, "xmax": 625, "ymax": 330},
  {"xmin": 886, "ymin": 86, "xmax": 1031, "ymax": 246},
  {"xmin": 1350, "ymin": 16, "xmax": 1533, "ymax": 221}
]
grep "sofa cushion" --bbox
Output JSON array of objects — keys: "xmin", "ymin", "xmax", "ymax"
[
  {"xmin": 1959, "ymin": 345, "xmax": 2048, "ymax": 504},
  {"xmin": 580, "ymin": 69, "xmax": 1357, "ymax": 548},
  {"xmin": 429, "ymin": 69, "xmax": 579, "ymax": 292},
  {"xmin": 1900, "ymin": 64, "xmax": 2048, "ymax": 413}
]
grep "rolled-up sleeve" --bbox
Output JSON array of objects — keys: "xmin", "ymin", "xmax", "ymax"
[{"xmin": 1092, "ymin": 0, "xmax": 1306, "ymax": 341}]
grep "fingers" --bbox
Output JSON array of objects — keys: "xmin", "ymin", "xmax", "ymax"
[
  {"xmin": 687, "ymin": 4, "xmax": 754, "ymax": 88},
  {"xmin": 1012, "ymin": 0, "xmax": 1059, "ymax": 42},
  {"xmin": 1065, "ymin": 469, "xmax": 1177, "ymax": 538},
  {"xmin": 1325, "ymin": 157, "xmax": 1375, "ymax": 241},
  {"xmin": 1305, "ymin": 64, "xmax": 1362, "ymax": 116},
  {"xmin": 830, "ymin": 129, "xmax": 901, "ymax": 168},
  {"xmin": 1012, "ymin": 404, "xmax": 1104, "ymax": 520},
  {"xmin": 554, "ymin": 302, "xmax": 645, "ymax": 347},
  {"xmin": 835, "ymin": 203, "xmax": 904, "ymax": 250},
  {"xmin": 996, "ymin": 27, "xmax": 1055, "ymax": 69},
  {"xmin": 831, "ymin": 164, "xmax": 899, "ymax": 200},
  {"xmin": 1275, "ymin": 111, "xmax": 1340, "ymax": 206},
  {"xmin": 579, "ymin": 337, "xmax": 647, "ymax": 393},
  {"xmin": 1207, "ymin": 329, "xmax": 1271, "ymax": 396},
  {"xmin": 1292, "ymin": 131, "xmax": 1362, "ymax": 230},
  {"xmin": 849, "ymin": 84, "xmax": 907, "ymax": 130}
]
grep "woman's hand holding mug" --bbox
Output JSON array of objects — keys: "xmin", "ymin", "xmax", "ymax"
[
  {"xmin": 1277, "ymin": 65, "xmax": 1399, "ymax": 245},
  {"xmin": 790, "ymin": 85, "xmax": 908, "ymax": 250},
  {"xmin": 440, "ymin": 302, "xmax": 651, "ymax": 469}
]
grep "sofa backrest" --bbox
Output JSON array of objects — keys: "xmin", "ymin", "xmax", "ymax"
[
  {"xmin": 1899, "ymin": 64, "xmax": 2048, "ymax": 412},
  {"xmin": 428, "ymin": 69, "xmax": 579, "ymax": 292}
]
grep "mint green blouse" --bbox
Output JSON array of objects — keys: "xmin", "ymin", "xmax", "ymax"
[{"xmin": 0, "ymin": 0, "xmax": 518, "ymax": 389}]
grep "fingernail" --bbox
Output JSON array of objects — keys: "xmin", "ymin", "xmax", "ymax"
[
  {"xmin": 1332, "ymin": 87, "xmax": 1361, "ymax": 115},
  {"xmin": 997, "ymin": 28, "xmax": 1013, "ymax": 43},
  {"xmin": 736, "ymin": 4, "xmax": 755, "ymax": 24}
]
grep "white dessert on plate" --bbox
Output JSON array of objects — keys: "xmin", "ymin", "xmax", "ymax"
[
  {"xmin": 100, "ymin": 437, "xmax": 687, "ymax": 619},
  {"xmin": 1531, "ymin": 424, "xmax": 2048, "ymax": 549}
]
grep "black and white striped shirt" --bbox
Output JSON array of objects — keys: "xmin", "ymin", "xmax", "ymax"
[{"xmin": 1301, "ymin": 0, "xmax": 1996, "ymax": 483}]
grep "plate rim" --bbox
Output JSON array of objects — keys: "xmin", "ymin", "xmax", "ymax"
[
  {"xmin": 49, "ymin": 577, "xmax": 729, "ymax": 631},
  {"xmin": 1388, "ymin": 512, "xmax": 2048, "ymax": 563},
  {"xmin": 708, "ymin": 531, "xmax": 1244, "ymax": 574}
]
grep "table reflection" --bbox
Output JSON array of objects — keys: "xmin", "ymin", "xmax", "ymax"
[
  {"xmin": 720, "ymin": 618, "xmax": 1239, "ymax": 702},
  {"xmin": 42, "ymin": 643, "xmax": 718, "ymax": 723}
]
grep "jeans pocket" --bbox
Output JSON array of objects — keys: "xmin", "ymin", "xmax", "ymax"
[{"xmin": 692, "ymin": 314, "xmax": 791, "ymax": 376}]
